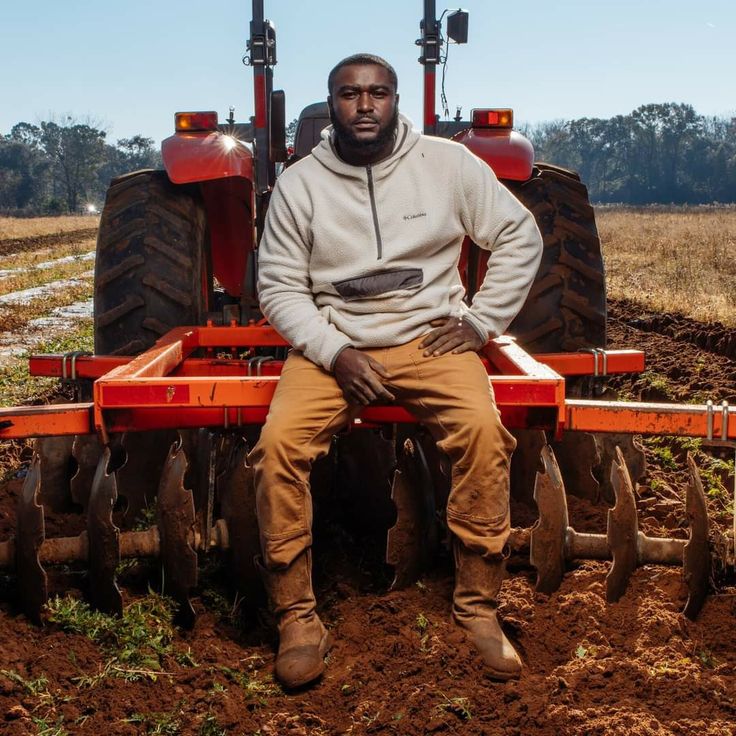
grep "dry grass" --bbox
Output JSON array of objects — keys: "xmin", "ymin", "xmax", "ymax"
[
  {"xmin": 0, "ymin": 215, "xmax": 99, "ymax": 241},
  {"xmin": 0, "ymin": 261, "xmax": 94, "ymax": 298},
  {"xmin": 597, "ymin": 206, "xmax": 736, "ymax": 326},
  {"xmin": 0, "ymin": 281, "xmax": 93, "ymax": 334}
]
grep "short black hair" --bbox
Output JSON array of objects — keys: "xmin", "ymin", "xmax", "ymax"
[{"xmin": 328, "ymin": 54, "xmax": 398, "ymax": 95}]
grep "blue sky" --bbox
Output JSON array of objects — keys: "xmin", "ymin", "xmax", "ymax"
[{"xmin": 1, "ymin": 0, "xmax": 734, "ymax": 145}]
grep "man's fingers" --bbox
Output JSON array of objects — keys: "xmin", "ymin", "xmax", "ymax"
[
  {"xmin": 419, "ymin": 323, "xmax": 453, "ymax": 350},
  {"xmin": 428, "ymin": 333, "xmax": 464, "ymax": 356},
  {"xmin": 350, "ymin": 382, "xmax": 375, "ymax": 406},
  {"xmin": 358, "ymin": 372, "xmax": 395, "ymax": 404},
  {"xmin": 367, "ymin": 356, "xmax": 390, "ymax": 379},
  {"xmin": 451, "ymin": 340, "xmax": 477, "ymax": 354}
]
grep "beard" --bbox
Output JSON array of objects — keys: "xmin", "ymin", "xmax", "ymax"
[{"xmin": 329, "ymin": 102, "xmax": 400, "ymax": 158}]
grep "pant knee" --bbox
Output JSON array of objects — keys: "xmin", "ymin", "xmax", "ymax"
[{"xmin": 261, "ymin": 527, "xmax": 313, "ymax": 569}]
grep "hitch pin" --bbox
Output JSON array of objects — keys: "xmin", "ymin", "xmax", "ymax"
[{"xmin": 721, "ymin": 400, "xmax": 730, "ymax": 442}]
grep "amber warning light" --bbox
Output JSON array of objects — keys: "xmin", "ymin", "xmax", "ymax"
[
  {"xmin": 175, "ymin": 111, "xmax": 219, "ymax": 132},
  {"xmin": 471, "ymin": 108, "xmax": 514, "ymax": 129}
]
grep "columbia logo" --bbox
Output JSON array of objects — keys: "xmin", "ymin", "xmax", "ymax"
[{"xmin": 403, "ymin": 212, "xmax": 427, "ymax": 221}]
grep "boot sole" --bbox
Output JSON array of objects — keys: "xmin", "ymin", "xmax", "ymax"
[
  {"xmin": 279, "ymin": 630, "xmax": 334, "ymax": 690},
  {"xmin": 483, "ymin": 665, "xmax": 522, "ymax": 682}
]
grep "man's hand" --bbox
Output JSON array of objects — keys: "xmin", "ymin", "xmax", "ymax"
[
  {"xmin": 333, "ymin": 348, "xmax": 396, "ymax": 406},
  {"xmin": 419, "ymin": 318, "xmax": 486, "ymax": 357}
]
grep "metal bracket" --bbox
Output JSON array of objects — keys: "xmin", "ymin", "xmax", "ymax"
[
  {"xmin": 61, "ymin": 351, "xmax": 92, "ymax": 381},
  {"xmin": 578, "ymin": 347, "xmax": 608, "ymax": 377}
]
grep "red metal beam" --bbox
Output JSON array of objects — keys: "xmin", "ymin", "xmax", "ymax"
[
  {"xmin": 0, "ymin": 404, "xmax": 93, "ymax": 439},
  {"xmin": 536, "ymin": 350, "xmax": 645, "ymax": 376},
  {"xmin": 95, "ymin": 375, "xmax": 563, "ymax": 411},
  {"xmin": 567, "ymin": 399, "xmax": 736, "ymax": 440},
  {"xmin": 3, "ymin": 397, "xmax": 733, "ymax": 442}
]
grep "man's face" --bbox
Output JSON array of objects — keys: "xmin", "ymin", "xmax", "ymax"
[{"xmin": 328, "ymin": 64, "xmax": 399, "ymax": 155}]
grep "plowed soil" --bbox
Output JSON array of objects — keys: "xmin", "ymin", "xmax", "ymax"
[
  {"xmin": 0, "ymin": 229, "xmax": 99, "ymax": 259},
  {"xmin": 1, "ymin": 300, "xmax": 735, "ymax": 736}
]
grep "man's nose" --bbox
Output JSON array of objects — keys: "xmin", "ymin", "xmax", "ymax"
[{"xmin": 357, "ymin": 92, "xmax": 373, "ymax": 112}]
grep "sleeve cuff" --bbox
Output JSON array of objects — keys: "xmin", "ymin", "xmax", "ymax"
[
  {"xmin": 462, "ymin": 311, "xmax": 492, "ymax": 345},
  {"xmin": 328, "ymin": 343, "xmax": 354, "ymax": 372}
]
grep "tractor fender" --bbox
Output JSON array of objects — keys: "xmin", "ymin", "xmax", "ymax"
[
  {"xmin": 162, "ymin": 131, "xmax": 254, "ymax": 184},
  {"xmin": 452, "ymin": 128, "xmax": 534, "ymax": 182}
]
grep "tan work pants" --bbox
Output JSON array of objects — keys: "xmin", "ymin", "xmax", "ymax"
[{"xmin": 250, "ymin": 336, "xmax": 517, "ymax": 569}]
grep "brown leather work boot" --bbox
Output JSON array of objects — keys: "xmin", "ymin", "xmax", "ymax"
[
  {"xmin": 259, "ymin": 550, "xmax": 333, "ymax": 689},
  {"xmin": 452, "ymin": 540, "xmax": 522, "ymax": 681}
]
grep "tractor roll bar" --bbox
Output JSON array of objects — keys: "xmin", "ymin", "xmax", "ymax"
[{"xmin": 419, "ymin": 0, "xmax": 441, "ymax": 135}]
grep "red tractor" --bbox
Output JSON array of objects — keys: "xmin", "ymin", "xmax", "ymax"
[
  {"xmin": 95, "ymin": 0, "xmax": 610, "ymax": 511},
  {"xmin": 0, "ymin": 0, "xmax": 732, "ymax": 626},
  {"xmin": 96, "ymin": 1, "xmax": 604, "ymax": 362}
]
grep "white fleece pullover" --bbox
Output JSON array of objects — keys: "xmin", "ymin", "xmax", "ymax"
[{"xmin": 257, "ymin": 115, "xmax": 543, "ymax": 371}]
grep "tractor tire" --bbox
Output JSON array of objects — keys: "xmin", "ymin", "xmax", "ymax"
[
  {"xmin": 503, "ymin": 165, "xmax": 609, "ymax": 503},
  {"xmin": 503, "ymin": 165, "xmax": 645, "ymax": 504},
  {"xmin": 94, "ymin": 169, "xmax": 208, "ymax": 354},
  {"xmin": 505, "ymin": 163, "xmax": 606, "ymax": 353},
  {"xmin": 93, "ymin": 170, "xmax": 209, "ymax": 527}
]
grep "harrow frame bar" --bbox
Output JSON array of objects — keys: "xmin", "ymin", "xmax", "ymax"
[{"xmin": 0, "ymin": 324, "xmax": 734, "ymax": 443}]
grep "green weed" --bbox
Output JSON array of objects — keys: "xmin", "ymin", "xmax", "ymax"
[
  {"xmin": 219, "ymin": 664, "xmax": 280, "ymax": 700},
  {"xmin": 126, "ymin": 712, "xmax": 180, "ymax": 735},
  {"xmin": 32, "ymin": 715, "xmax": 69, "ymax": 736},
  {"xmin": 45, "ymin": 592, "xmax": 180, "ymax": 683},
  {"xmin": 698, "ymin": 647, "xmax": 718, "ymax": 669},
  {"xmin": 643, "ymin": 437, "xmax": 678, "ymax": 470},
  {"xmin": 0, "ymin": 669, "xmax": 49, "ymax": 696},
  {"xmin": 648, "ymin": 436, "xmax": 734, "ymax": 511},
  {"xmin": 575, "ymin": 644, "xmax": 598, "ymax": 659},
  {"xmin": 199, "ymin": 713, "xmax": 227, "ymax": 736},
  {"xmin": 435, "ymin": 692, "xmax": 472, "ymax": 721},
  {"xmin": 416, "ymin": 612, "xmax": 429, "ymax": 633},
  {"xmin": 639, "ymin": 370, "xmax": 674, "ymax": 399}
]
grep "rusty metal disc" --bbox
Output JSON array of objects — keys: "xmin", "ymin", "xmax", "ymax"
[
  {"xmin": 682, "ymin": 453, "xmax": 710, "ymax": 620},
  {"xmin": 510, "ymin": 429, "xmax": 546, "ymax": 505},
  {"xmin": 87, "ymin": 446, "xmax": 123, "ymax": 615},
  {"xmin": 217, "ymin": 437, "xmax": 263, "ymax": 609},
  {"xmin": 36, "ymin": 435, "xmax": 75, "ymax": 513},
  {"xmin": 530, "ymin": 445, "xmax": 570, "ymax": 595},
  {"xmin": 70, "ymin": 434, "xmax": 103, "ymax": 510},
  {"xmin": 157, "ymin": 438, "xmax": 198, "ymax": 628},
  {"xmin": 606, "ymin": 447, "xmax": 638, "ymax": 603},
  {"xmin": 596, "ymin": 433, "xmax": 647, "ymax": 505},
  {"xmin": 117, "ymin": 430, "xmax": 175, "ymax": 524},
  {"xmin": 551, "ymin": 431, "xmax": 601, "ymax": 502},
  {"xmin": 386, "ymin": 437, "xmax": 435, "ymax": 590},
  {"xmin": 16, "ymin": 453, "xmax": 47, "ymax": 624}
]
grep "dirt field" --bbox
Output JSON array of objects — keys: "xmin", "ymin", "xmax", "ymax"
[{"xmin": 0, "ymin": 213, "xmax": 735, "ymax": 735}]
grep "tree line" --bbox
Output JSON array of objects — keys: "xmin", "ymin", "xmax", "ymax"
[
  {"xmin": 0, "ymin": 118, "xmax": 160, "ymax": 215},
  {"xmin": 526, "ymin": 103, "xmax": 736, "ymax": 204},
  {"xmin": 2, "ymin": 103, "xmax": 734, "ymax": 215}
]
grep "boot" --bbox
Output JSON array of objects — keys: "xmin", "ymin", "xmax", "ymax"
[
  {"xmin": 452, "ymin": 540, "xmax": 522, "ymax": 680},
  {"xmin": 259, "ymin": 550, "xmax": 333, "ymax": 689}
]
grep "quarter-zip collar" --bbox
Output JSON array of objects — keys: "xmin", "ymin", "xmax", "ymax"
[
  {"xmin": 312, "ymin": 115, "xmax": 419, "ymax": 260},
  {"xmin": 312, "ymin": 114, "xmax": 421, "ymax": 180}
]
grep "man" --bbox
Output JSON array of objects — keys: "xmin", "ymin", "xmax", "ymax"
[{"xmin": 251, "ymin": 53, "xmax": 542, "ymax": 689}]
